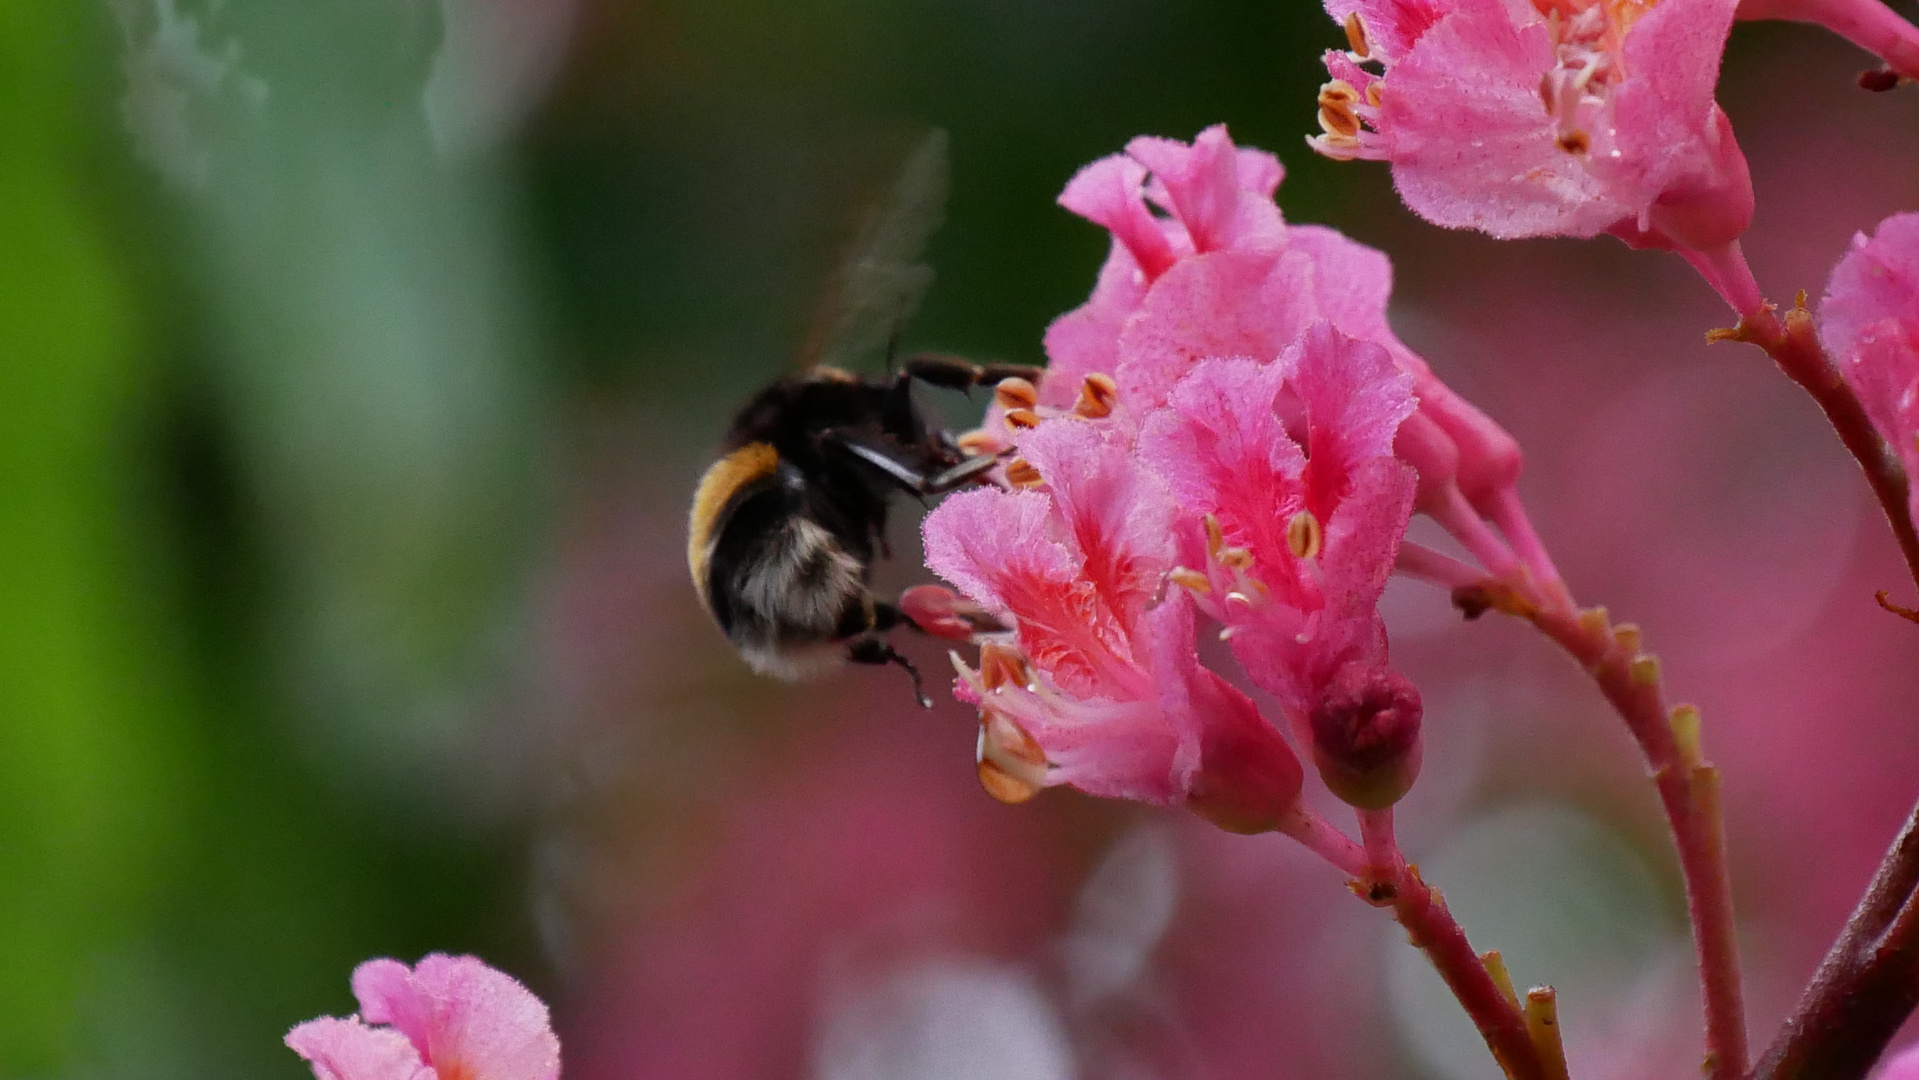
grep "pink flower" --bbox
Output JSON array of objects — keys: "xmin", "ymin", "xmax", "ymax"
[
  {"xmin": 1313, "ymin": 0, "xmax": 1754, "ymax": 251},
  {"xmin": 1819, "ymin": 212, "xmax": 1919, "ymax": 531},
  {"xmin": 1019, "ymin": 125, "xmax": 1554, "ymax": 586},
  {"xmin": 923, "ymin": 419, "xmax": 1303, "ymax": 833},
  {"xmin": 1136, "ymin": 325, "xmax": 1419, "ymax": 721},
  {"xmin": 286, "ymin": 954, "xmax": 561, "ymax": 1080},
  {"xmin": 1032, "ymin": 126, "xmax": 1285, "ymax": 413}
]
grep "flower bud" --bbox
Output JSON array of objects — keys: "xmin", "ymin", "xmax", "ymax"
[
  {"xmin": 1309, "ymin": 663, "xmax": 1423, "ymax": 811},
  {"xmin": 1186, "ymin": 709, "xmax": 1304, "ymax": 835},
  {"xmin": 899, "ymin": 585, "xmax": 1003, "ymax": 641}
]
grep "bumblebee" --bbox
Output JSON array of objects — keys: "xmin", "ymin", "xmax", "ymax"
[
  {"xmin": 688, "ymin": 356, "xmax": 1034, "ymax": 702},
  {"xmin": 686, "ymin": 131, "xmax": 1032, "ymax": 703}
]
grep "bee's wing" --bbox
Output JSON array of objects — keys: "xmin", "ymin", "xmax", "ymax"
[{"xmin": 796, "ymin": 129, "xmax": 949, "ymax": 373}]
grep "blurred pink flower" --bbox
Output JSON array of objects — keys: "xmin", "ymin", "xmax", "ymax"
[
  {"xmin": 1820, "ymin": 212, "xmax": 1919, "ymax": 530},
  {"xmin": 924, "ymin": 419, "xmax": 1302, "ymax": 832},
  {"xmin": 1314, "ymin": 0, "xmax": 1754, "ymax": 252},
  {"xmin": 1881, "ymin": 1041, "xmax": 1919, "ymax": 1080},
  {"xmin": 287, "ymin": 954, "xmax": 561, "ymax": 1080}
]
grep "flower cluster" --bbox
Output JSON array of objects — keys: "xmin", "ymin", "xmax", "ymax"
[
  {"xmin": 286, "ymin": 954, "xmax": 561, "ymax": 1080},
  {"xmin": 924, "ymin": 127, "xmax": 1542, "ymax": 829}
]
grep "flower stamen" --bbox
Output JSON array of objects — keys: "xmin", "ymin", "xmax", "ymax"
[
  {"xmin": 979, "ymin": 641, "xmax": 1030, "ymax": 691},
  {"xmin": 976, "ymin": 709, "xmax": 1049, "ymax": 804},
  {"xmin": 994, "ymin": 377, "xmax": 1040, "ymax": 412},
  {"xmin": 1005, "ymin": 457, "xmax": 1044, "ymax": 488},
  {"xmin": 1203, "ymin": 513, "xmax": 1226, "ymax": 559},
  {"xmin": 956, "ymin": 429, "xmax": 1007, "ymax": 456},
  {"xmin": 1344, "ymin": 11, "xmax": 1371, "ymax": 58},
  {"xmin": 1167, "ymin": 566, "xmax": 1212, "ymax": 594},
  {"xmin": 1317, "ymin": 80, "xmax": 1364, "ymax": 140},
  {"xmin": 1074, "ymin": 372, "xmax": 1120, "ymax": 418},
  {"xmin": 1286, "ymin": 510, "xmax": 1324, "ymax": 559}
]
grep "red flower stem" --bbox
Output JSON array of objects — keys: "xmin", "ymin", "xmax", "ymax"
[
  {"xmin": 1722, "ymin": 300, "xmax": 1919, "ymax": 596},
  {"xmin": 1279, "ymin": 805, "xmax": 1370, "ymax": 878},
  {"xmin": 1354, "ymin": 807, "xmax": 1548, "ymax": 1080},
  {"xmin": 1504, "ymin": 598, "xmax": 1749, "ymax": 1080},
  {"xmin": 1489, "ymin": 486, "xmax": 1570, "ymax": 604},
  {"xmin": 1741, "ymin": 0, "xmax": 1919, "ymax": 81},
  {"xmin": 1279, "ymin": 806, "xmax": 1544, "ymax": 1079},
  {"xmin": 1752, "ymin": 795, "xmax": 1919, "ymax": 1080},
  {"xmin": 1671, "ymin": 244, "xmax": 1919, "ymax": 1079},
  {"xmin": 1359, "ymin": 806, "xmax": 1399, "ymax": 874},
  {"xmin": 1397, "ymin": 541, "xmax": 1486, "ymax": 590}
]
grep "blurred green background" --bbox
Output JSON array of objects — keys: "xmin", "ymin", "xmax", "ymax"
[{"xmin": 6, "ymin": 0, "xmax": 1919, "ymax": 1078}]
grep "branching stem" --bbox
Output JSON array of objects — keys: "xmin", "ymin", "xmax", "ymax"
[
  {"xmin": 1455, "ymin": 583, "xmax": 1749, "ymax": 1080},
  {"xmin": 1678, "ymin": 243, "xmax": 1919, "ymax": 1080}
]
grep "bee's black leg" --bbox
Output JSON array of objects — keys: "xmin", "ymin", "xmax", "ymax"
[
  {"xmin": 820, "ymin": 432, "xmax": 999, "ymax": 498},
  {"xmin": 899, "ymin": 354, "xmax": 1044, "ymax": 392},
  {"xmin": 899, "ymin": 353, "xmax": 985, "ymax": 391},
  {"xmin": 920, "ymin": 454, "xmax": 1000, "ymax": 494},
  {"xmin": 847, "ymin": 635, "xmax": 930, "ymax": 708},
  {"xmin": 975, "ymin": 362, "xmax": 1045, "ymax": 386}
]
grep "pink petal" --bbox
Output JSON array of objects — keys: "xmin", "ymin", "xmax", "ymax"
[
  {"xmin": 923, "ymin": 488, "xmax": 1073, "ymax": 616},
  {"xmin": 1283, "ymin": 225, "xmax": 1402, "ymax": 350},
  {"xmin": 1226, "ymin": 601, "xmax": 1392, "ymax": 719},
  {"xmin": 1040, "ymin": 243, "xmax": 1149, "ymax": 408},
  {"xmin": 1325, "ymin": 0, "xmax": 1453, "ymax": 61},
  {"xmin": 1318, "ymin": 456, "xmax": 1420, "ymax": 618},
  {"xmin": 1130, "ymin": 126, "xmax": 1287, "ymax": 255},
  {"xmin": 1036, "ymin": 704, "xmax": 1187, "ymax": 804},
  {"xmin": 1115, "ymin": 250, "xmax": 1318, "ymax": 409},
  {"xmin": 352, "ymin": 960, "xmax": 427, "ymax": 1039},
  {"xmin": 1163, "ymin": 643, "xmax": 1305, "ymax": 833},
  {"xmin": 1880, "ymin": 1042, "xmax": 1919, "ymax": 1080},
  {"xmin": 1288, "ymin": 323, "xmax": 1418, "ymax": 521},
  {"xmin": 922, "ymin": 488, "xmax": 1141, "ymax": 698},
  {"xmin": 1382, "ymin": 0, "xmax": 1627, "ymax": 238},
  {"xmin": 286, "ymin": 1017, "xmax": 432, "ymax": 1080},
  {"xmin": 1058, "ymin": 154, "xmax": 1176, "ymax": 280},
  {"xmin": 1605, "ymin": 0, "xmax": 1750, "ymax": 247},
  {"xmin": 1821, "ymin": 214, "xmax": 1919, "ymax": 522},
  {"xmin": 1036, "ymin": 595, "xmax": 1204, "ymax": 804},
  {"xmin": 1127, "ymin": 128, "xmax": 1238, "ymax": 252},
  {"xmin": 1822, "ymin": 212, "xmax": 1919, "ymax": 361},
  {"xmin": 1137, "ymin": 356, "xmax": 1307, "ymax": 581},
  {"xmin": 1234, "ymin": 147, "xmax": 1286, "ymax": 200},
  {"xmin": 1608, "ymin": 0, "xmax": 1741, "ymax": 199},
  {"xmin": 353, "ymin": 956, "xmax": 561, "ymax": 1080},
  {"xmin": 1018, "ymin": 419, "xmax": 1178, "ymax": 625}
]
